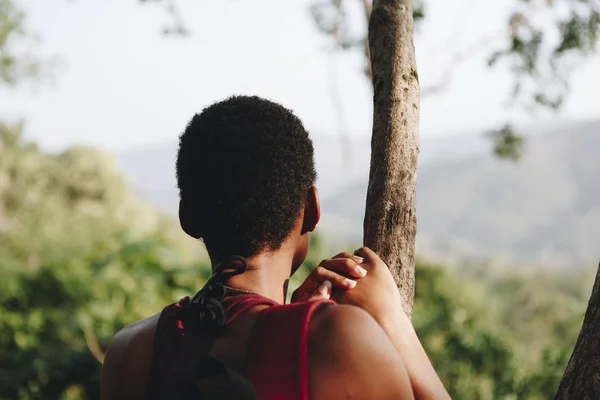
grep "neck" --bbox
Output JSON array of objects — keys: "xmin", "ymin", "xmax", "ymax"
[{"xmin": 214, "ymin": 249, "xmax": 296, "ymax": 305}]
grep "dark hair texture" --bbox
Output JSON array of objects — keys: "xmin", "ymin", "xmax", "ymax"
[{"xmin": 176, "ymin": 95, "xmax": 317, "ymax": 257}]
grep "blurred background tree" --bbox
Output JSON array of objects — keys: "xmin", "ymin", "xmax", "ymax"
[
  {"xmin": 308, "ymin": 0, "xmax": 600, "ymax": 160},
  {"xmin": 139, "ymin": 0, "xmax": 600, "ymax": 159},
  {"xmin": 0, "ymin": 0, "xmax": 39, "ymax": 86},
  {"xmin": 0, "ymin": 121, "xmax": 205, "ymax": 399}
]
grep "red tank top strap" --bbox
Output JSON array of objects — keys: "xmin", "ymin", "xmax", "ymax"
[{"xmin": 245, "ymin": 299, "xmax": 334, "ymax": 400}]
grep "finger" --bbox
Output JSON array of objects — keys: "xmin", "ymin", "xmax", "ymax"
[
  {"xmin": 291, "ymin": 266, "xmax": 335, "ymax": 298},
  {"xmin": 307, "ymin": 280, "xmax": 332, "ymax": 301},
  {"xmin": 354, "ymin": 246, "xmax": 378, "ymax": 261},
  {"xmin": 332, "ymin": 251, "xmax": 365, "ymax": 264},
  {"xmin": 313, "ymin": 266, "xmax": 358, "ymax": 289},
  {"xmin": 320, "ymin": 258, "xmax": 367, "ymax": 279},
  {"xmin": 297, "ymin": 259, "xmax": 363, "ymax": 297},
  {"xmin": 321, "ymin": 258, "xmax": 366, "ymax": 277}
]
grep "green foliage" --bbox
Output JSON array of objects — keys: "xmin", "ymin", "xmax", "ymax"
[
  {"xmin": 413, "ymin": 260, "xmax": 587, "ymax": 399},
  {"xmin": 414, "ymin": 263, "xmax": 519, "ymax": 398},
  {"xmin": 413, "ymin": 1, "xmax": 426, "ymax": 22},
  {"xmin": 0, "ymin": 0, "xmax": 45, "ymax": 87},
  {"xmin": 0, "ymin": 125, "xmax": 588, "ymax": 398},
  {"xmin": 307, "ymin": 0, "xmax": 599, "ymax": 112},
  {"xmin": 0, "ymin": 125, "xmax": 206, "ymax": 399},
  {"xmin": 0, "ymin": 237, "xmax": 206, "ymax": 399},
  {"xmin": 486, "ymin": 124, "xmax": 525, "ymax": 161},
  {"xmin": 489, "ymin": 2, "xmax": 600, "ymax": 113},
  {"xmin": 305, "ymin": 0, "xmax": 600, "ymax": 161}
]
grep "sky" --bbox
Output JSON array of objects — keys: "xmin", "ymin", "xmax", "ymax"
[{"xmin": 3, "ymin": 0, "xmax": 600, "ymax": 152}]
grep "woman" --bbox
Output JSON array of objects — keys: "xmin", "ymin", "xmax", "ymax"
[{"xmin": 101, "ymin": 96, "xmax": 449, "ymax": 399}]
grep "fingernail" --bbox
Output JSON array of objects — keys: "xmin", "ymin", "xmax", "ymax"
[
  {"xmin": 344, "ymin": 279, "xmax": 357, "ymax": 288},
  {"xmin": 355, "ymin": 266, "xmax": 367, "ymax": 276},
  {"xmin": 320, "ymin": 280, "xmax": 332, "ymax": 294},
  {"xmin": 352, "ymin": 255, "xmax": 364, "ymax": 263}
]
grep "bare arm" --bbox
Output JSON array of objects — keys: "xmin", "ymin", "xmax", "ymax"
[
  {"xmin": 101, "ymin": 316, "xmax": 157, "ymax": 400},
  {"xmin": 378, "ymin": 313, "xmax": 451, "ymax": 400},
  {"xmin": 307, "ymin": 304, "xmax": 415, "ymax": 400}
]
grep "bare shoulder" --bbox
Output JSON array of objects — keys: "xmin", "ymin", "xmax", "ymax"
[
  {"xmin": 307, "ymin": 304, "xmax": 415, "ymax": 400},
  {"xmin": 307, "ymin": 304, "xmax": 390, "ymax": 360},
  {"xmin": 308, "ymin": 303, "xmax": 374, "ymax": 336},
  {"xmin": 101, "ymin": 313, "xmax": 161, "ymax": 400}
]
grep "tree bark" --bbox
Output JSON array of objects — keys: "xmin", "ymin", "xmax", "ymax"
[
  {"xmin": 555, "ymin": 263, "xmax": 600, "ymax": 399},
  {"xmin": 363, "ymin": 0, "xmax": 420, "ymax": 318}
]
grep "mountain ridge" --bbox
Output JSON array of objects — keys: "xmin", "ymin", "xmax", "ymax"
[{"xmin": 116, "ymin": 120, "xmax": 600, "ymax": 268}]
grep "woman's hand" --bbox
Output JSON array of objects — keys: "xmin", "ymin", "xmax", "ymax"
[
  {"xmin": 327, "ymin": 248, "xmax": 405, "ymax": 328},
  {"xmin": 320, "ymin": 247, "xmax": 452, "ymax": 399},
  {"xmin": 291, "ymin": 255, "xmax": 367, "ymax": 302}
]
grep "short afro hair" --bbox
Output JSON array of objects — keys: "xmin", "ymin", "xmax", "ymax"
[{"xmin": 176, "ymin": 95, "xmax": 317, "ymax": 257}]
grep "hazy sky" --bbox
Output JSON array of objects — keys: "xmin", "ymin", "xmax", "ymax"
[{"xmin": 3, "ymin": 0, "xmax": 600, "ymax": 152}]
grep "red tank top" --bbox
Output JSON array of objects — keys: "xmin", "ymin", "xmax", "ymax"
[{"xmin": 145, "ymin": 293, "xmax": 333, "ymax": 400}]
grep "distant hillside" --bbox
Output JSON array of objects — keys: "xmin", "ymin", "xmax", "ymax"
[
  {"xmin": 115, "ymin": 131, "xmax": 487, "ymax": 214},
  {"xmin": 321, "ymin": 121, "xmax": 600, "ymax": 268},
  {"xmin": 116, "ymin": 121, "xmax": 600, "ymax": 268}
]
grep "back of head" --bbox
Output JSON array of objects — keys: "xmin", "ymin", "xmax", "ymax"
[{"xmin": 176, "ymin": 95, "xmax": 316, "ymax": 259}]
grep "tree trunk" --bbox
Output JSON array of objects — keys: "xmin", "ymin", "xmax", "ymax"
[
  {"xmin": 555, "ymin": 263, "xmax": 600, "ymax": 399},
  {"xmin": 363, "ymin": 0, "xmax": 420, "ymax": 318}
]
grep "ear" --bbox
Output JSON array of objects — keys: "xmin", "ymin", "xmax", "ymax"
[
  {"xmin": 302, "ymin": 186, "xmax": 320, "ymax": 234},
  {"xmin": 179, "ymin": 199, "xmax": 203, "ymax": 239}
]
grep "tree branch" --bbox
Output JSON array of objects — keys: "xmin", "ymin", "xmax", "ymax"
[
  {"xmin": 362, "ymin": 0, "xmax": 373, "ymax": 78},
  {"xmin": 329, "ymin": 16, "xmax": 353, "ymax": 173},
  {"xmin": 140, "ymin": 0, "xmax": 189, "ymax": 36},
  {"xmin": 554, "ymin": 262, "xmax": 600, "ymax": 399},
  {"xmin": 83, "ymin": 326, "xmax": 106, "ymax": 364},
  {"xmin": 421, "ymin": 30, "xmax": 503, "ymax": 97}
]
